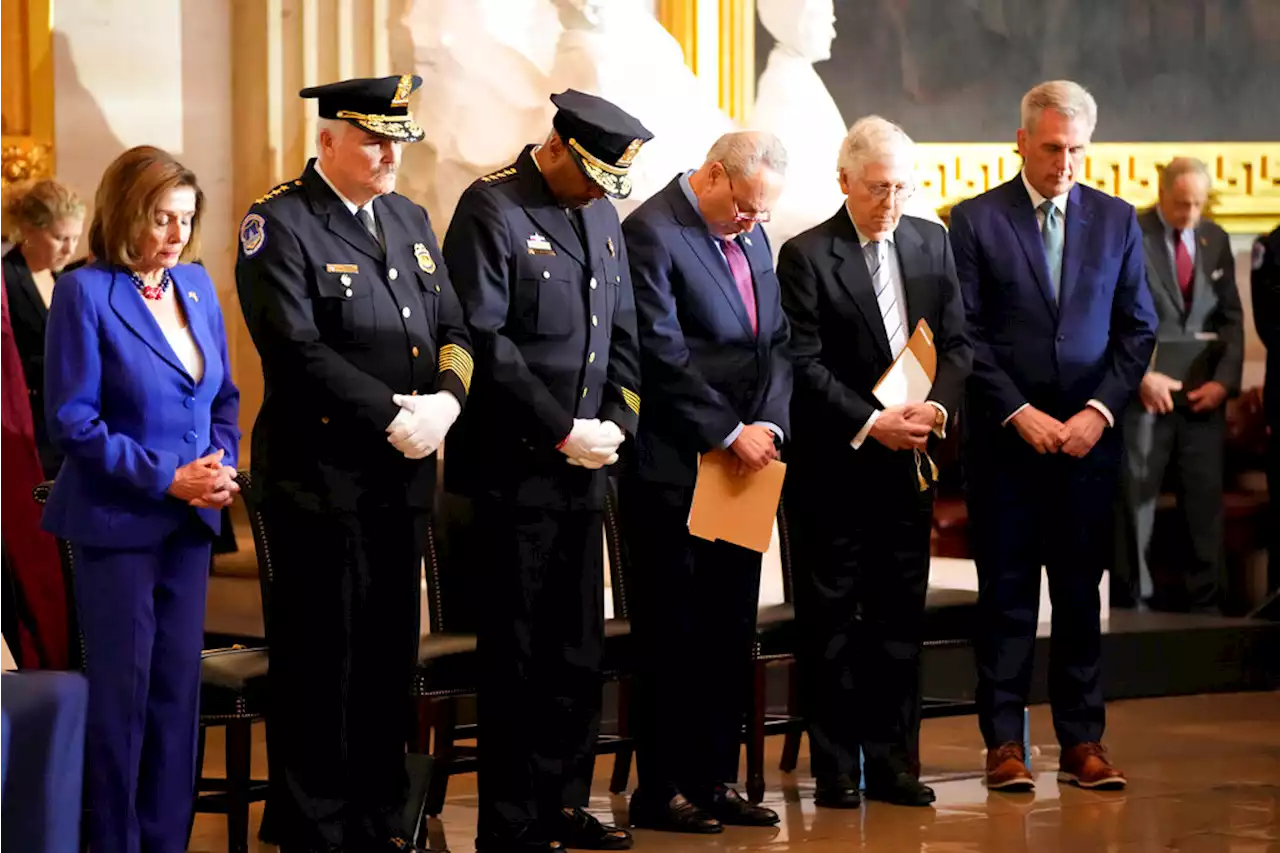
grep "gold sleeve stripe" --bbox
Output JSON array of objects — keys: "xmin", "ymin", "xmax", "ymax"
[
  {"xmin": 438, "ymin": 344, "xmax": 474, "ymax": 394},
  {"xmin": 620, "ymin": 387, "xmax": 641, "ymax": 416}
]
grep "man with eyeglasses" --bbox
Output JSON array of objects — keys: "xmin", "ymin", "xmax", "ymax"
[
  {"xmin": 777, "ymin": 116, "xmax": 972, "ymax": 809},
  {"xmin": 618, "ymin": 131, "xmax": 791, "ymax": 833}
]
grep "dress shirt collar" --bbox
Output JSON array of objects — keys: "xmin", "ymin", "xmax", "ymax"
[
  {"xmin": 315, "ymin": 161, "xmax": 377, "ymax": 216},
  {"xmin": 1021, "ymin": 169, "xmax": 1069, "ymax": 217},
  {"xmin": 1155, "ymin": 206, "xmax": 1197, "ymax": 245}
]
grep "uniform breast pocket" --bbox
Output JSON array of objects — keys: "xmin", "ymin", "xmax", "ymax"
[
  {"xmin": 313, "ymin": 275, "xmax": 374, "ymax": 345},
  {"xmin": 417, "ymin": 273, "xmax": 440, "ymax": 327},
  {"xmin": 514, "ymin": 275, "xmax": 576, "ymax": 338}
]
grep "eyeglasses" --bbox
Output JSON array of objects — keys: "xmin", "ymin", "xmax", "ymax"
[
  {"xmin": 863, "ymin": 180, "xmax": 916, "ymax": 203},
  {"xmin": 728, "ymin": 177, "xmax": 771, "ymax": 223}
]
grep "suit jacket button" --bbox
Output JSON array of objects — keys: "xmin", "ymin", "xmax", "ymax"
[
  {"xmin": 184, "ymin": 395, "xmax": 195, "ymax": 409},
  {"xmin": 184, "ymin": 430, "xmax": 197, "ymax": 443},
  {"xmin": 591, "ymin": 315, "xmax": 598, "ymax": 326},
  {"xmin": 590, "ymin": 277, "xmax": 598, "ymax": 289},
  {"xmin": 412, "ymin": 346, "xmax": 420, "ymax": 358},
  {"xmin": 1057, "ymin": 334, "xmax": 1065, "ymax": 342},
  {"xmin": 321, "ymin": 416, "xmax": 330, "ymax": 424},
  {"xmin": 542, "ymin": 270, "xmax": 550, "ymax": 279},
  {"xmin": 389, "ymin": 268, "xmax": 399, "ymax": 281},
  {"xmin": 588, "ymin": 351, "xmax": 596, "ymax": 364}
]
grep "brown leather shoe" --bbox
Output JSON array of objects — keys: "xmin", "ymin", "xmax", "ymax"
[
  {"xmin": 985, "ymin": 742, "xmax": 1035, "ymax": 791},
  {"xmin": 1058, "ymin": 742, "xmax": 1126, "ymax": 790}
]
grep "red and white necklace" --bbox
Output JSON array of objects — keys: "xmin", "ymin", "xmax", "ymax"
[{"xmin": 129, "ymin": 269, "xmax": 172, "ymax": 301}]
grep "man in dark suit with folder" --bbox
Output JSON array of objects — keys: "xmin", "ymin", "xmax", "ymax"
[
  {"xmin": 619, "ymin": 131, "xmax": 791, "ymax": 833},
  {"xmin": 1116, "ymin": 157, "xmax": 1243, "ymax": 612},
  {"xmin": 778, "ymin": 117, "xmax": 972, "ymax": 809},
  {"xmin": 949, "ymin": 81, "xmax": 1156, "ymax": 792}
]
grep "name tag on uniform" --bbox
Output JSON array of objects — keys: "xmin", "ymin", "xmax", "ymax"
[
  {"xmin": 527, "ymin": 234, "xmax": 555, "ymax": 255},
  {"xmin": 326, "ymin": 263, "xmax": 360, "ymax": 274}
]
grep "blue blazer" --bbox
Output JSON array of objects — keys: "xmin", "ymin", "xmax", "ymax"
[
  {"xmin": 623, "ymin": 177, "xmax": 792, "ymax": 486},
  {"xmin": 41, "ymin": 262, "xmax": 240, "ymax": 548},
  {"xmin": 948, "ymin": 178, "xmax": 1156, "ymax": 439}
]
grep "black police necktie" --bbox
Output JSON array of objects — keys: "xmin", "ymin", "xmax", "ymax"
[{"xmin": 357, "ymin": 207, "xmax": 383, "ymax": 251}]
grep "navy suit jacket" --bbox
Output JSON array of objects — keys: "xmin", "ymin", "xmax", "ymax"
[
  {"xmin": 41, "ymin": 262, "xmax": 240, "ymax": 548},
  {"xmin": 949, "ymin": 178, "xmax": 1156, "ymax": 444},
  {"xmin": 623, "ymin": 176, "xmax": 792, "ymax": 486}
]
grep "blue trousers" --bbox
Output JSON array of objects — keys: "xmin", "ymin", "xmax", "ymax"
[{"xmin": 74, "ymin": 524, "xmax": 210, "ymax": 853}]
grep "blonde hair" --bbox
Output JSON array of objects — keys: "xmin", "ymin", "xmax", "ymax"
[
  {"xmin": 88, "ymin": 146, "xmax": 205, "ymax": 268},
  {"xmin": 1020, "ymin": 80, "xmax": 1097, "ymax": 136},
  {"xmin": 4, "ymin": 179, "xmax": 85, "ymax": 244}
]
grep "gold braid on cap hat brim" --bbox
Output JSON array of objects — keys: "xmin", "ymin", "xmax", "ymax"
[
  {"xmin": 335, "ymin": 110, "xmax": 424, "ymax": 141},
  {"xmin": 567, "ymin": 137, "xmax": 628, "ymax": 174}
]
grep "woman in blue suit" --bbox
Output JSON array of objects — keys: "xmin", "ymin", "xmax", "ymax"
[{"xmin": 42, "ymin": 145, "xmax": 240, "ymax": 853}]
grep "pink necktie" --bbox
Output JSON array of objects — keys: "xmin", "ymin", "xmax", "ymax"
[
  {"xmin": 1173, "ymin": 229, "xmax": 1194, "ymax": 304},
  {"xmin": 720, "ymin": 237, "xmax": 757, "ymax": 335}
]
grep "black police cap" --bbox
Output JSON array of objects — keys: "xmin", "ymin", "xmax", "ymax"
[
  {"xmin": 300, "ymin": 75, "xmax": 425, "ymax": 143},
  {"xmin": 550, "ymin": 90, "xmax": 653, "ymax": 199}
]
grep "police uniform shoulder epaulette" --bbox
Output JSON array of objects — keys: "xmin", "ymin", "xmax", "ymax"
[
  {"xmin": 478, "ymin": 167, "xmax": 517, "ymax": 185},
  {"xmin": 253, "ymin": 179, "xmax": 305, "ymax": 206}
]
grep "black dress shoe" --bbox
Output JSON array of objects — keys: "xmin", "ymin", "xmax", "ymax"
[
  {"xmin": 814, "ymin": 777, "xmax": 862, "ymax": 809},
  {"xmin": 369, "ymin": 836, "xmax": 432, "ymax": 853},
  {"xmin": 551, "ymin": 808, "xmax": 633, "ymax": 850},
  {"xmin": 864, "ymin": 773, "xmax": 936, "ymax": 807},
  {"xmin": 628, "ymin": 791, "xmax": 723, "ymax": 834},
  {"xmin": 695, "ymin": 785, "xmax": 780, "ymax": 827}
]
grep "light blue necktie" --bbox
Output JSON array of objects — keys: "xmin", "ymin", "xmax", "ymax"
[{"xmin": 1039, "ymin": 200, "xmax": 1062, "ymax": 302}]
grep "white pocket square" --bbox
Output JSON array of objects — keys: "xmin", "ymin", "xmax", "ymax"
[{"xmin": 1211, "ymin": 268, "xmax": 1224, "ymax": 280}]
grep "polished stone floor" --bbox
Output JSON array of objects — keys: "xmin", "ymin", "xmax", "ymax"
[{"xmin": 189, "ymin": 691, "xmax": 1280, "ymax": 853}]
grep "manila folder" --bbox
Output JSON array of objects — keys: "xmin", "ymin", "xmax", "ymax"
[
  {"xmin": 873, "ymin": 318, "xmax": 938, "ymax": 408},
  {"xmin": 688, "ymin": 451, "xmax": 786, "ymax": 553}
]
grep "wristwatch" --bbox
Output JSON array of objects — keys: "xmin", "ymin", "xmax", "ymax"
[{"xmin": 933, "ymin": 406, "xmax": 946, "ymax": 430}]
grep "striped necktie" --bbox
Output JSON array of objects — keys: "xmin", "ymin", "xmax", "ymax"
[{"xmin": 866, "ymin": 240, "xmax": 905, "ymax": 357}]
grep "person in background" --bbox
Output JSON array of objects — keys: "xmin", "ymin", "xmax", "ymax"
[
  {"xmin": 949, "ymin": 80, "xmax": 1156, "ymax": 792},
  {"xmin": 3, "ymin": 179, "xmax": 86, "ymax": 477},
  {"xmin": 1252, "ymin": 225, "xmax": 1280, "ymax": 596},
  {"xmin": 620, "ymin": 131, "xmax": 790, "ymax": 833},
  {"xmin": 41, "ymin": 145, "xmax": 240, "ymax": 853},
  {"xmin": 778, "ymin": 116, "xmax": 972, "ymax": 810},
  {"xmin": 1117, "ymin": 157, "xmax": 1243, "ymax": 613}
]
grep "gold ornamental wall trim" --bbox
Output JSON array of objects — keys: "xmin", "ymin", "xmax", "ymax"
[
  {"xmin": 919, "ymin": 142, "xmax": 1280, "ymax": 235},
  {"xmin": 1, "ymin": 0, "xmax": 56, "ymax": 189}
]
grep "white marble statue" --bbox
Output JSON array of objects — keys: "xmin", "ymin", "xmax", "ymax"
[
  {"xmin": 752, "ymin": 0, "xmax": 847, "ymax": 250},
  {"xmin": 547, "ymin": 0, "xmax": 736, "ymax": 217},
  {"xmin": 397, "ymin": 0, "xmax": 560, "ymax": 231}
]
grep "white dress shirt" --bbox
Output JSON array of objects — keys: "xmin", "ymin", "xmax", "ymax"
[
  {"xmin": 848, "ymin": 209, "xmax": 948, "ymax": 450},
  {"xmin": 1001, "ymin": 172, "xmax": 1115, "ymax": 429}
]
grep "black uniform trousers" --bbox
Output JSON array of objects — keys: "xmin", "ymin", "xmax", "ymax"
[
  {"xmin": 787, "ymin": 453, "xmax": 932, "ymax": 785},
  {"xmin": 966, "ymin": 432, "xmax": 1119, "ymax": 749},
  {"xmin": 618, "ymin": 477, "xmax": 762, "ymax": 800},
  {"xmin": 475, "ymin": 498, "xmax": 604, "ymax": 849},
  {"xmin": 262, "ymin": 491, "xmax": 426, "ymax": 849}
]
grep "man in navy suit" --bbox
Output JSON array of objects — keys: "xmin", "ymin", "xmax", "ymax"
[
  {"xmin": 620, "ymin": 131, "xmax": 791, "ymax": 833},
  {"xmin": 948, "ymin": 80, "xmax": 1156, "ymax": 791}
]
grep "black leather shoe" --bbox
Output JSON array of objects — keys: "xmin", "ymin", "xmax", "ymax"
[
  {"xmin": 368, "ymin": 836, "xmax": 430, "ymax": 853},
  {"xmin": 696, "ymin": 785, "xmax": 780, "ymax": 826},
  {"xmin": 551, "ymin": 807, "xmax": 633, "ymax": 850},
  {"xmin": 628, "ymin": 791, "xmax": 723, "ymax": 834},
  {"xmin": 814, "ymin": 777, "xmax": 862, "ymax": 809},
  {"xmin": 864, "ymin": 773, "xmax": 936, "ymax": 807}
]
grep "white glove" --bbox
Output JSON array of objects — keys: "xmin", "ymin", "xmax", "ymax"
[
  {"xmin": 561, "ymin": 419, "xmax": 625, "ymax": 469},
  {"xmin": 386, "ymin": 392, "xmax": 461, "ymax": 459}
]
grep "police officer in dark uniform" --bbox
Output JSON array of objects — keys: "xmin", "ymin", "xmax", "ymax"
[
  {"xmin": 442, "ymin": 90, "xmax": 650, "ymax": 853},
  {"xmin": 1253, "ymin": 226, "xmax": 1280, "ymax": 594},
  {"xmin": 236, "ymin": 75, "xmax": 473, "ymax": 853}
]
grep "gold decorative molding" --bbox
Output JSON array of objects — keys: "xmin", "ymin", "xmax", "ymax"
[
  {"xmin": 1, "ymin": 0, "xmax": 55, "ymax": 189},
  {"xmin": 916, "ymin": 143, "xmax": 1280, "ymax": 235},
  {"xmin": 717, "ymin": 0, "xmax": 755, "ymax": 123},
  {"xmin": 658, "ymin": 0, "xmax": 699, "ymax": 75}
]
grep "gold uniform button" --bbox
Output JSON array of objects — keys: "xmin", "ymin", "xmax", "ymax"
[
  {"xmin": 582, "ymin": 387, "xmax": 588, "ymax": 398},
  {"xmin": 412, "ymin": 346, "xmax": 420, "ymax": 358},
  {"xmin": 615, "ymin": 275, "xmax": 621, "ymax": 283},
  {"xmin": 590, "ymin": 277, "xmax": 597, "ymax": 289},
  {"xmin": 320, "ymin": 416, "xmax": 330, "ymax": 425},
  {"xmin": 435, "ymin": 284, "xmax": 441, "ymax": 292},
  {"xmin": 389, "ymin": 268, "xmax": 399, "ymax": 281},
  {"xmin": 402, "ymin": 306, "xmax": 412, "ymax": 319},
  {"xmin": 588, "ymin": 351, "xmax": 596, "ymax": 364},
  {"xmin": 411, "ymin": 390, "xmax": 419, "ymax": 396},
  {"xmin": 591, "ymin": 315, "xmax": 598, "ymax": 327}
]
